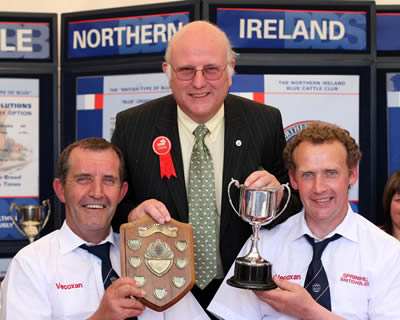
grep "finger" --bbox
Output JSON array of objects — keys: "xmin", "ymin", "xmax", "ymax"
[
  {"xmin": 143, "ymin": 202, "xmax": 171, "ymax": 224},
  {"xmin": 273, "ymin": 276, "xmax": 299, "ymax": 292},
  {"xmin": 114, "ymin": 284, "xmax": 146, "ymax": 300},
  {"xmin": 152, "ymin": 201, "xmax": 171, "ymax": 223},
  {"xmin": 119, "ymin": 296, "xmax": 146, "ymax": 311},
  {"xmin": 245, "ymin": 171, "xmax": 279, "ymax": 189}
]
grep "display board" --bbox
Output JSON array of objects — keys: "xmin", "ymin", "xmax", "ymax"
[
  {"xmin": 0, "ymin": 12, "xmax": 58, "ymax": 256},
  {"xmin": 61, "ymin": 0, "xmax": 200, "ymax": 150}
]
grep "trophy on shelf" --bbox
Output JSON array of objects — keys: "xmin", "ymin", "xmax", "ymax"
[
  {"xmin": 9, "ymin": 200, "xmax": 51, "ymax": 243},
  {"xmin": 227, "ymin": 179, "xmax": 291, "ymax": 290}
]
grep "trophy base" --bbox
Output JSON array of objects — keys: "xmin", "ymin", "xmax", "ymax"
[{"xmin": 227, "ymin": 258, "xmax": 277, "ymax": 290}]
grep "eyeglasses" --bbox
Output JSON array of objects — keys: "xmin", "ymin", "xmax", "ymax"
[{"xmin": 169, "ymin": 64, "xmax": 228, "ymax": 81}]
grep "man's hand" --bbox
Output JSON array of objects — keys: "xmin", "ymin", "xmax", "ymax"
[
  {"xmin": 254, "ymin": 277, "xmax": 344, "ymax": 320},
  {"xmin": 244, "ymin": 170, "xmax": 283, "ymax": 205},
  {"xmin": 128, "ymin": 199, "xmax": 171, "ymax": 224},
  {"xmin": 88, "ymin": 277, "xmax": 146, "ymax": 320}
]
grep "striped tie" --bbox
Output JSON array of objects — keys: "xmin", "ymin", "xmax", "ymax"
[{"xmin": 303, "ymin": 234, "xmax": 341, "ymax": 311}]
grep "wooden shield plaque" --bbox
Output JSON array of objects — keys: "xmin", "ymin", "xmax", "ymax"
[{"xmin": 120, "ymin": 215, "xmax": 195, "ymax": 312}]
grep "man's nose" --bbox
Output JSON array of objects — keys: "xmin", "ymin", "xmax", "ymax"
[
  {"xmin": 313, "ymin": 175, "xmax": 328, "ymax": 193},
  {"xmin": 89, "ymin": 181, "xmax": 104, "ymax": 198},
  {"xmin": 192, "ymin": 69, "xmax": 207, "ymax": 88}
]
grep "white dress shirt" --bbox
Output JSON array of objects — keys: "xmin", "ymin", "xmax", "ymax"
[
  {"xmin": 1, "ymin": 222, "xmax": 209, "ymax": 320},
  {"xmin": 208, "ymin": 206, "xmax": 400, "ymax": 319}
]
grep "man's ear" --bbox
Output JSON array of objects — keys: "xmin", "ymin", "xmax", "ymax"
[
  {"xmin": 53, "ymin": 178, "xmax": 66, "ymax": 204},
  {"xmin": 289, "ymin": 170, "xmax": 298, "ymax": 190},
  {"xmin": 349, "ymin": 165, "xmax": 359, "ymax": 186},
  {"xmin": 119, "ymin": 181, "xmax": 128, "ymax": 203}
]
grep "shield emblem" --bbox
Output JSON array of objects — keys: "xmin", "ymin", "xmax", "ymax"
[{"xmin": 120, "ymin": 215, "xmax": 195, "ymax": 312}]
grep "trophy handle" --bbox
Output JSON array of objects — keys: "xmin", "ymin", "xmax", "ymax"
[
  {"xmin": 9, "ymin": 203, "xmax": 26, "ymax": 236},
  {"xmin": 273, "ymin": 183, "xmax": 291, "ymax": 220},
  {"xmin": 41, "ymin": 200, "xmax": 51, "ymax": 230},
  {"xmin": 228, "ymin": 178, "xmax": 241, "ymax": 217}
]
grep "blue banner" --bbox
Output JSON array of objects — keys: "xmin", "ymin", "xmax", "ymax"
[
  {"xmin": 0, "ymin": 22, "xmax": 50, "ymax": 59},
  {"xmin": 217, "ymin": 8, "xmax": 367, "ymax": 51},
  {"xmin": 67, "ymin": 12, "xmax": 190, "ymax": 58},
  {"xmin": 377, "ymin": 13, "xmax": 400, "ymax": 51}
]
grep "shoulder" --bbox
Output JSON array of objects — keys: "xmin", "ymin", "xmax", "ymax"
[
  {"xmin": 13, "ymin": 230, "xmax": 60, "ymax": 263},
  {"xmin": 351, "ymin": 212, "xmax": 400, "ymax": 253}
]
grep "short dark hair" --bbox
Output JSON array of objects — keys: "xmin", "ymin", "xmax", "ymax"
[
  {"xmin": 382, "ymin": 170, "xmax": 400, "ymax": 236},
  {"xmin": 57, "ymin": 137, "xmax": 125, "ymax": 185},
  {"xmin": 283, "ymin": 121, "xmax": 361, "ymax": 173}
]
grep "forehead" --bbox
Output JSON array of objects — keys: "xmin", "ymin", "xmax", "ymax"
[
  {"xmin": 68, "ymin": 148, "xmax": 120, "ymax": 176},
  {"xmin": 293, "ymin": 141, "xmax": 348, "ymax": 170},
  {"xmin": 170, "ymin": 27, "xmax": 227, "ymax": 65}
]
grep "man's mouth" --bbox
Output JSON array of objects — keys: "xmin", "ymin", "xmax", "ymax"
[
  {"xmin": 190, "ymin": 92, "xmax": 208, "ymax": 98},
  {"xmin": 314, "ymin": 197, "xmax": 332, "ymax": 204},
  {"xmin": 84, "ymin": 204, "xmax": 106, "ymax": 209}
]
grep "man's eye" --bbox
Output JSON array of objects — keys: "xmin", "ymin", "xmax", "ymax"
[
  {"xmin": 104, "ymin": 178, "xmax": 116, "ymax": 185},
  {"xmin": 205, "ymin": 65, "xmax": 219, "ymax": 72},
  {"xmin": 178, "ymin": 66, "xmax": 194, "ymax": 72},
  {"xmin": 76, "ymin": 177, "xmax": 90, "ymax": 183},
  {"xmin": 327, "ymin": 171, "xmax": 337, "ymax": 176},
  {"xmin": 303, "ymin": 172, "xmax": 313, "ymax": 178}
]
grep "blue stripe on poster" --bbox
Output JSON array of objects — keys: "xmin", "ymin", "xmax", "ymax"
[
  {"xmin": 388, "ymin": 108, "xmax": 400, "ymax": 175},
  {"xmin": 77, "ymin": 77, "xmax": 104, "ymax": 95},
  {"xmin": 230, "ymin": 74, "xmax": 264, "ymax": 92},
  {"xmin": 77, "ymin": 110, "xmax": 103, "ymax": 139}
]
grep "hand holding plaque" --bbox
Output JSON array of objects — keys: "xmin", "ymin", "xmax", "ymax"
[
  {"xmin": 227, "ymin": 179, "xmax": 291, "ymax": 290},
  {"xmin": 9, "ymin": 200, "xmax": 51, "ymax": 243},
  {"xmin": 120, "ymin": 215, "xmax": 195, "ymax": 312}
]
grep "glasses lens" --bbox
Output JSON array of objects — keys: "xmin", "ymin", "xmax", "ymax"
[
  {"xmin": 175, "ymin": 66, "xmax": 195, "ymax": 80},
  {"xmin": 173, "ymin": 65, "xmax": 226, "ymax": 80},
  {"xmin": 203, "ymin": 66, "xmax": 222, "ymax": 80}
]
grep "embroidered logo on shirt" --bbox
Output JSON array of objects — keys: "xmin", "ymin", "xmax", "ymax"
[
  {"xmin": 340, "ymin": 273, "xmax": 369, "ymax": 287},
  {"xmin": 276, "ymin": 274, "xmax": 301, "ymax": 281},
  {"xmin": 55, "ymin": 282, "xmax": 83, "ymax": 290}
]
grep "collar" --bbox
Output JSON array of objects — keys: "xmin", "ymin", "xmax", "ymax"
[
  {"xmin": 58, "ymin": 221, "xmax": 118, "ymax": 255},
  {"xmin": 289, "ymin": 205, "xmax": 358, "ymax": 243},
  {"xmin": 177, "ymin": 104, "xmax": 224, "ymax": 143}
]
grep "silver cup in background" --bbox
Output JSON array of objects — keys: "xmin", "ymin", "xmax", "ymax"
[{"xmin": 9, "ymin": 200, "xmax": 51, "ymax": 243}]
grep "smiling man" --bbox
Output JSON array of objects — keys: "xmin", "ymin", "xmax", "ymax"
[
  {"xmin": 1, "ymin": 137, "xmax": 208, "ymax": 320},
  {"xmin": 111, "ymin": 21, "xmax": 302, "ymax": 315},
  {"xmin": 208, "ymin": 121, "xmax": 400, "ymax": 319}
]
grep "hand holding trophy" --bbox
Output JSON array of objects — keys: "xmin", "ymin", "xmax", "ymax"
[
  {"xmin": 227, "ymin": 179, "xmax": 291, "ymax": 290},
  {"xmin": 9, "ymin": 200, "xmax": 51, "ymax": 243}
]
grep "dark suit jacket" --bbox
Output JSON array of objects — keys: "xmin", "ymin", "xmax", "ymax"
[{"xmin": 111, "ymin": 93, "xmax": 301, "ymax": 275}]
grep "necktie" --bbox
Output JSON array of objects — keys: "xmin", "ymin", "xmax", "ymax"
[
  {"xmin": 81, "ymin": 243, "xmax": 138, "ymax": 320},
  {"xmin": 304, "ymin": 234, "xmax": 341, "ymax": 311},
  {"xmin": 188, "ymin": 124, "xmax": 218, "ymax": 289}
]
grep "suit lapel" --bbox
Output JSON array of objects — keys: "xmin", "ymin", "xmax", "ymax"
[
  {"xmin": 154, "ymin": 96, "xmax": 188, "ymax": 222},
  {"xmin": 220, "ymin": 95, "xmax": 251, "ymax": 239}
]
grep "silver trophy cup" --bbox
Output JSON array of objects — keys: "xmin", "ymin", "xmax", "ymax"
[
  {"xmin": 227, "ymin": 179, "xmax": 291, "ymax": 289},
  {"xmin": 10, "ymin": 200, "xmax": 51, "ymax": 243}
]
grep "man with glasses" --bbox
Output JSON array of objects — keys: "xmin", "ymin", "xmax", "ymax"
[{"xmin": 111, "ymin": 21, "xmax": 301, "ymax": 315}]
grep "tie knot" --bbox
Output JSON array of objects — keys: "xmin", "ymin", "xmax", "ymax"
[
  {"xmin": 305, "ymin": 234, "xmax": 341, "ymax": 260},
  {"xmin": 193, "ymin": 124, "xmax": 209, "ymax": 140},
  {"xmin": 80, "ymin": 242, "xmax": 111, "ymax": 262}
]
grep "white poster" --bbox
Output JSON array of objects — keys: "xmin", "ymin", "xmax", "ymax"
[{"xmin": 231, "ymin": 74, "xmax": 360, "ymax": 204}]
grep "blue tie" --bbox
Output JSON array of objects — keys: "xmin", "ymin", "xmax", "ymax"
[
  {"xmin": 304, "ymin": 234, "xmax": 341, "ymax": 311},
  {"xmin": 80, "ymin": 243, "xmax": 138, "ymax": 320}
]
